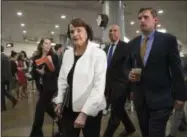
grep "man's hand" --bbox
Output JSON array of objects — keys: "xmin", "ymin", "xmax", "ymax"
[
  {"xmin": 128, "ymin": 70, "xmax": 138, "ymax": 82},
  {"xmin": 174, "ymin": 100, "xmax": 185, "ymax": 109}
]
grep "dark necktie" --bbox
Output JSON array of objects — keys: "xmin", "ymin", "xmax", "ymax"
[{"xmin": 107, "ymin": 44, "xmax": 115, "ymax": 67}]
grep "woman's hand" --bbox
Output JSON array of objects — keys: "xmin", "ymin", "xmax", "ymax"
[
  {"xmin": 36, "ymin": 66, "xmax": 45, "ymax": 75},
  {"xmin": 54, "ymin": 103, "xmax": 63, "ymax": 118},
  {"xmin": 74, "ymin": 112, "xmax": 87, "ymax": 128}
]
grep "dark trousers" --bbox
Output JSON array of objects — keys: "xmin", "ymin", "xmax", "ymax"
[
  {"xmin": 103, "ymin": 95, "xmax": 135, "ymax": 137},
  {"xmin": 30, "ymin": 90, "xmax": 59, "ymax": 137},
  {"xmin": 136, "ymin": 103, "xmax": 172, "ymax": 137},
  {"xmin": 60, "ymin": 107, "xmax": 102, "ymax": 137},
  {"xmin": 1, "ymin": 81, "xmax": 17, "ymax": 110}
]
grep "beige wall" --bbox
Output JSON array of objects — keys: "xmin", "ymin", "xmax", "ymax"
[{"xmin": 2, "ymin": 40, "xmax": 37, "ymax": 57}]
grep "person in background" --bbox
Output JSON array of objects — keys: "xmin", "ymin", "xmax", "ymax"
[
  {"xmin": 127, "ymin": 7, "xmax": 187, "ymax": 137},
  {"xmin": 21, "ymin": 50, "xmax": 31, "ymax": 86},
  {"xmin": 103, "ymin": 24, "xmax": 136, "ymax": 137},
  {"xmin": 16, "ymin": 53, "xmax": 28, "ymax": 99},
  {"xmin": 54, "ymin": 18, "xmax": 107, "ymax": 137},
  {"xmin": 54, "ymin": 44, "xmax": 64, "ymax": 66},
  {"xmin": 9, "ymin": 50, "xmax": 19, "ymax": 103},
  {"xmin": 30, "ymin": 38, "xmax": 60, "ymax": 137},
  {"xmin": 1, "ymin": 46, "xmax": 17, "ymax": 111},
  {"xmin": 167, "ymin": 55, "xmax": 187, "ymax": 137},
  {"xmin": 21, "ymin": 50, "xmax": 30, "ymax": 68},
  {"xmin": 10, "ymin": 50, "xmax": 18, "ymax": 87}
]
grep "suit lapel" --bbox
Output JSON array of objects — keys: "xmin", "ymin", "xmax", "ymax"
[
  {"xmin": 145, "ymin": 31, "xmax": 160, "ymax": 67},
  {"xmin": 135, "ymin": 37, "xmax": 144, "ymax": 68},
  {"xmin": 110, "ymin": 41, "xmax": 122, "ymax": 66},
  {"xmin": 104, "ymin": 42, "xmax": 119, "ymax": 66}
]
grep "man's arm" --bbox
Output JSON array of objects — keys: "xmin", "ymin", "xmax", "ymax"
[
  {"xmin": 125, "ymin": 41, "xmax": 133, "ymax": 77},
  {"xmin": 168, "ymin": 35, "xmax": 187, "ymax": 102},
  {"xmin": 5, "ymin": 56, "xmax": 12, "ymax": 84}
]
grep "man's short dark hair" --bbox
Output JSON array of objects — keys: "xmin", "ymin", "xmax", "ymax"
[
  {"xmin": 54, "ymin": 44, "xmax": 63, "ymax": 51},
  {"xmin": 1, "ymin": 45, "xmax": 4, "ymax": 52},
  {"xmin": 138, "ymin": 7, "xmax": 158, "ymax": 18}
]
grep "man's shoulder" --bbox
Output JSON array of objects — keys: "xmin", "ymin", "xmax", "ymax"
[
  {"xmin": 118, "ymin": 40, "xmax": 128, "ymax": 46},
  {"xmin": 117, "ymin": 40, "xmax": 130, "ymax": 52},
  {"xmin": 1, "ymin": 53, "xmax": 9, "ymax": 60},
  {"xmin": 129, "ymin": 36, "xmax": 141, "ymax": 44},
  {"xmin": 103, "ymin": 45, "xmax": 110, "ymax": 51},
  {"xmin": 156, "ymin": 31, "xmax": 176, "ymax": 40}
]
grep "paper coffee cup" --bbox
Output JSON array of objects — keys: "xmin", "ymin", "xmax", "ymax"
[
  {"xmin": 132, "ymin": 68, "xmax": 142, "ymax": 81},
  {"xmin": 132, "ymin": 68, "xmax": 142, "ymax": 74}
]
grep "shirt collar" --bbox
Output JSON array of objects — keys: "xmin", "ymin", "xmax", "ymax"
[
  {"xmin": 141, "ymin": 30, "xmax": 155, "ymax": 40},
  {"xmin": 111, "ymin": 40, "xmax": 119, "ymax": 46}
]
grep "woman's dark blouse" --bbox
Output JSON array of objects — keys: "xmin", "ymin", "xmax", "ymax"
[
  {"xmin": 31, "ymin": 53, "xmax": 60, "ymax": 92},
  {"xmin": 66, "ymin": 55, "xmax": 82, "ymax": 111}
]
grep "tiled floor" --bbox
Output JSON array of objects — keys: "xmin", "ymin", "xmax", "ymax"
[{"xmin": 1, "ymin": 91, "xmax": 187, "ymax": 137}]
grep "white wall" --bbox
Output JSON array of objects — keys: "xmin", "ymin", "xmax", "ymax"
[{"xmin": 2, "ymin": 40, "xmax": 38, "ymax": 57}]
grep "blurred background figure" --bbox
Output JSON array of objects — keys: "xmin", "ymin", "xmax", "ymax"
[
  {"xmin": 54, "ymin": 44, "xmax": 64, "ymax": 66},
  {"xmin": 1, "ymin": 46, "xmax": 18, "ymax": 111},
  {"xmin": 16, "ymin": 53, "xmax": 28, "ymax": 99}
]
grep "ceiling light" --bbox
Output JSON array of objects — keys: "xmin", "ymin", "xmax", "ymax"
[
  {"xmin": 130, "ymin": 21, "xmax": 135, "ymax": 25},
  {"xmin": 157, "ymin": 24, "xmax": 161, "ymax": 27},
  {"xmin": 136, "ymin": 30, "xmax": 140, "ymax": 34},
  {"xmin": 51, "ymin": 43, "xmax": 56, "ymax": 46},
  {"xmin": 158, "ymin": 10, "xmax": 164, "ymax": 14},
  {"xmin": 51, "ymin": 31, "xmax": 55, "ymax": 35},
  {"xmin": 23, "ymin": 30, "xmax": 27, "ymax": 34},
  {"xmin": 20, "ymin": 23, "xmax": 25, "ymax": 27},
  {"xmin": 61, "ymin": 15, "xmax": 66, "ymax": 19},
  {"xmin": 17, "ymin": 11, "xmax": 23, "ymax": 16},
  {"xmin": 55, "ymin": 25, "xmax": 59, "ymax": 28},
  {"xmin": 157, "ymin": 28, "xmax": 167, "ymax": 33}
]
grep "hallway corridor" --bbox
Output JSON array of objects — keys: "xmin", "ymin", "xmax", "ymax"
[{"xmin": 2, "ymin": 92, "xmax": 187, "ymax": 137}]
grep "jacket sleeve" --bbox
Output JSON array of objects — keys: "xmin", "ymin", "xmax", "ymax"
[
  {"xmin": 124, "ymin": 41, "xmax": 133, "ymax": 77},
  {"xmin": 31, "ymin": 60, "xmax": 37, "ymax": 80},
  {"xmin": 53, "ymin": 52, "xmax": 69, "ymax": 104},
  {"xmin": 168, "ymin": 35, "xmax": 187, "ymax": 101},
  {"xmin": 81, "ymin": 50, "xmax": 107, "ymax": 116}
]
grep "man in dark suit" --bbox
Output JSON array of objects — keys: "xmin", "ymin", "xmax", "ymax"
[
  {"xmin": 127, "ymin": 8, "xmax": 187, "ymax": 137},
  {"xmin": 54, "ymin": 44, "xmax": 64, "ymax": 67},
  {"xmin": 1, "ymin": 46, "xmax": 17, "ymax": 111},
  {"xmin": 103, "ymin": 25, "xmax": 136, "ymax": 137}
]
